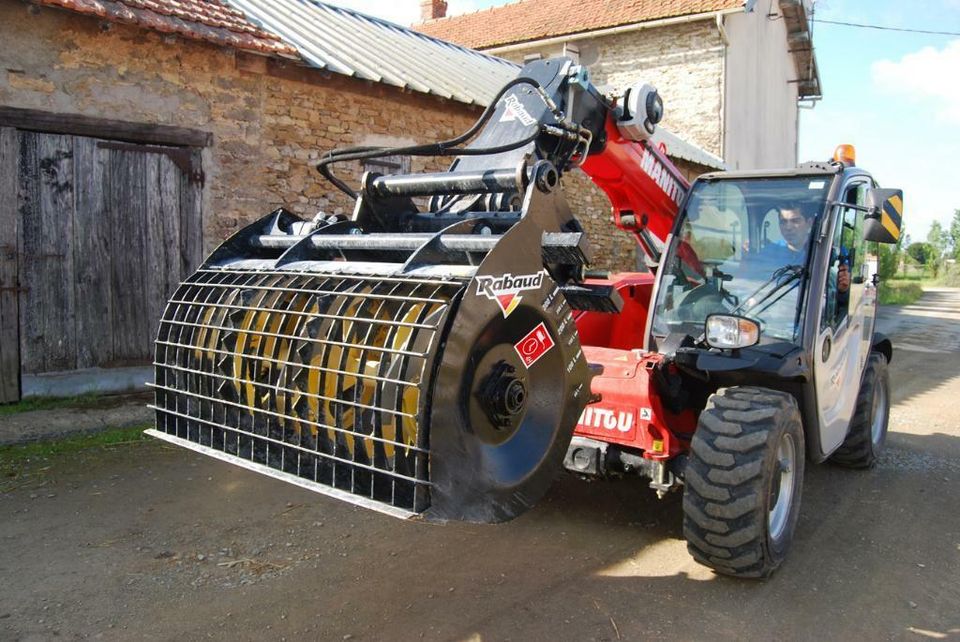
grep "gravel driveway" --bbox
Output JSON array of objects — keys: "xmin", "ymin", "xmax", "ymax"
[{"xmin": 2, "ymin": 290, "xmax": 959, "ymax": 641}]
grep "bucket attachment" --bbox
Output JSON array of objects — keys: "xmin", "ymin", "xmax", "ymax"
[
  {"xmin": 150, "ymin": 163, "xmax": 596, "ymax": 522},
  {"xmin": 149, "ymin": 57, "xmax": 630, "ymax": 522}
]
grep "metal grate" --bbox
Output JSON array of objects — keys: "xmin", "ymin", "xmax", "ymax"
[{"xmin": 150, "ymin": 267, "xmax": 465, "ymax": 515}]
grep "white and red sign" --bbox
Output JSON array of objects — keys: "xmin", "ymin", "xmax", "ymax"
[
  {"xmin": 514, "ymin": 321, "xmax": 555, "ymax": 368},
  {"xmin": 475, "ymin": 270, "xmax": 545, "ymax": 318}
]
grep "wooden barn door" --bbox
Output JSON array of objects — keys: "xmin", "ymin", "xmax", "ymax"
[{"xmin": 10, "ymin": 130, "xmax": 202, "ymax": 399}]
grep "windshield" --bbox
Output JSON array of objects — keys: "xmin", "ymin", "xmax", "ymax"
[{"xmin": 652, "ymin": 176, "xmax": 832, "ymax": 344}]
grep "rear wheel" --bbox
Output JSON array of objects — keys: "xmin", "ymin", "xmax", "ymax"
[
  {"xmin": 682, "ymin": 386, "xmax": 805, "ymax": 579},
  {"xmin": 830, "ymin": 352, "xmax": 890, "ymax": 468}
]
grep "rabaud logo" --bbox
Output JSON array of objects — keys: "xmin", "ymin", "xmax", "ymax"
[
  {"xmin": 474, "ymin": 270, "xmax": 546, "ymax": 318},
  {"xmin": 498, "ymin": 93, "xmax": 538, "ymax": 127}
]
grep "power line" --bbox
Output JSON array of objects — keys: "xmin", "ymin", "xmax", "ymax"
[{"xmin": 812, "ymin": 18, "xmax": 960, "ymax": 37}]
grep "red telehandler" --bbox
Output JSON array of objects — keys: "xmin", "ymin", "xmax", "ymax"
[{"xmin": 149, "ymin": 58, "xmax": 904, "ymax": 577}]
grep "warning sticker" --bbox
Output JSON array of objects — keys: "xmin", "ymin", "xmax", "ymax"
[{"xmin": 514, "ymin": 321, "xmax": 555, "ymax": 368}]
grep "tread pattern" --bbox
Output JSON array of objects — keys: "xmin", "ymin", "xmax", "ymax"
[
  {"xmin": 830, "ymin": 353, "xmax": 889, "ymax": 468},
  {"xmin": 683, "ymin": 386, "xmax": 805, "ymax": 579}
]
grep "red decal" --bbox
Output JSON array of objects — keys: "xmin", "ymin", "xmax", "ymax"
[{"xmin": 514, "ymin": 322, "xmax": 555, "ymax": 368}]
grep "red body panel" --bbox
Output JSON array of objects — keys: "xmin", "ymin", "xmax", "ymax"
[
  {"xmin": 575, "ymin": 347, "xmax": 696, "ymax": 459},
  {"xmin": 573, "ymin": 274, "xmax": 696, "ymax": 459},
  {"xmin": 571, "ymin": 115, "xmax": 698, "ymax": 460}
]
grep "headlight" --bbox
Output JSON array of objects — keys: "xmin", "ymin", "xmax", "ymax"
[{"xmin": 704, "ymin": 314, "xmax": 760, "ymax": 350}]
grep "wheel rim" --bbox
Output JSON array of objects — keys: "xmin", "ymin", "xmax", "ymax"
[
  {"xmin": 871, "ymin": 381, "xmax": 888, "ymax": 446},
  {"xmin": 768, "ymin": 433, "xmax": 797, "ymax": 542}
]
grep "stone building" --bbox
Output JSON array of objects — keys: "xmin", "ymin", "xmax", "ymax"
[
  {"xmin": 417, "ymin": 0, "xmax": 822, "ymax": 170},
  {"xmin": 0, "ymin": 0, "xmax": 506, "ymax": 401},
  {"xmin": 0, "ymin": 0, "xmax": 727, "ymax": 402}
]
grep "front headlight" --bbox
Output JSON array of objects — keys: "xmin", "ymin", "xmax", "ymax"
[{"xmin": 704, "ymin": 314, "xmax": 760, "ymax": 349}]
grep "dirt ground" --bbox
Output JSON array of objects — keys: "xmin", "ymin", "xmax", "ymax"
[{"xmin": 2, "ymin": 290, "xmax": 959, "ymax": 642}]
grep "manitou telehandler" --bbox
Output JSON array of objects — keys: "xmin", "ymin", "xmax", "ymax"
[{"xmin": 148, "ymin": 58, "xmax": 903, "ymax": 577}]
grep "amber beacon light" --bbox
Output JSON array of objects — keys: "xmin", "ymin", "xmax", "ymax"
[{"xmin": 833, "ymin": 144, "xmax": 856, "ymax": 166}]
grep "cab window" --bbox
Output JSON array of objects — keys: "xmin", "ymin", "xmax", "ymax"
[{"xmin": 821, "ymin": 183, "xmax": 867, "ymax": 330}]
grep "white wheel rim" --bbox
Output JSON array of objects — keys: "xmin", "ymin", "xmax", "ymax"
[
  {"xmin": 768, "ymin": 433, "xmax": 796, "ymax": 542},
  {"xmin": 871, "ymin": 382, "xmax": 887, "ymax": 446}
]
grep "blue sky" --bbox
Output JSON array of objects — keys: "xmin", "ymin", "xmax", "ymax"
[{"xmin": 334, "ymin": 0, "xmax": 960, "ymax": 239}]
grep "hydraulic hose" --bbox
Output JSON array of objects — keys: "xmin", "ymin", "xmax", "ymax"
[{"xmin": 316, "ymin": 77, "xmax": 551, "ymax": 199}]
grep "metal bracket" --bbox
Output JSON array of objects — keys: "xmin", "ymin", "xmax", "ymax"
[{"xmin": 97, "ymin": 141, "xmax": 204, "ymax": 185}]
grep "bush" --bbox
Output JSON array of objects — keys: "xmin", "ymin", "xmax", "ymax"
[{"xmin": 878, "ymin": 280, "xmax": 923, "ymax": 306}]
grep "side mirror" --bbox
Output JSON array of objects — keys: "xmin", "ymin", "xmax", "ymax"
[{"xmin": 864, "ymin": 188, "xmax": 903, "ymax": 244}]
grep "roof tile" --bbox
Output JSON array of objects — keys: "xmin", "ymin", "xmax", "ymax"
[
  {"xmin": 32, "ymin": 0, "xmax": 299, "ymax": 56},
  {"xmin": 416, "ymin": 0, "xmax": 745, "ymax": 49}
]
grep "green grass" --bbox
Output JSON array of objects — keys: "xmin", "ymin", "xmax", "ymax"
[
  {"xmin": 878, "ymin": 280, "xmax": 924, "ymax": 306},
  {"xmin": 0, "ymin": 425, "xmax": 151, "ymax": 491},
  {"xmin": 0, "ymin": 392, "xmax": 107, "ymax": 417}
]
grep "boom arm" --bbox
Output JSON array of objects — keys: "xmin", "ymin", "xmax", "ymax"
[{"xmin": 581, "ymin": 115, "xmax": 690, "ymax": 265}]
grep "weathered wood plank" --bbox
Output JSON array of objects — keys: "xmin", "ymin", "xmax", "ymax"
[
  {"xmin": 108, "ymin": 148, "xmax": 149, "ymax": 364},
  {"xmin": 0, "ymin": 127, "xmax": 20, "ymax": 402},
  {"xmin": 180, "ymin": 149, "xmax": 204, "ymax": 275},
  {"xmin": 0, "ymin": 106, "xmax": 211, "ymax": 148},
  {"xmin": 18, "ymin": 132, "xmax": 77, "ymax": 373},
  {"xmin": 73, "ymin": 136, "xmax": 113, "ymax": 369},
  {"xmin": 159, "ymin": 154, "xmax": 182, "ymax": 300},
  {"xmin": 144, "ymin": 153, "xmax": 168, "ymax": 345}
]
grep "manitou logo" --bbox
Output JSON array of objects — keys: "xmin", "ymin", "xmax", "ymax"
[
  {"xmin": 578, "ymin": 406, "xmax": 635, "ymax": 433},
  {"xmin": 499, "ymin": 93, "xmax": 538, "ymax": 127},
  {"xmin": 639, "ymin": 147, "xmax": 684, "ymax": 206},
  {"xmin": 474, "ymin": 270, "xmax": 545, "ymax": 318}
]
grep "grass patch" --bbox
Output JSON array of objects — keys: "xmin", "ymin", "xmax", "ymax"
[
  {"xmin": 0, "ymin": 425, "xmax": 151, "ymax": 491},
  {"xmin": 0, "ymin": 393, "xmax": 107, "ymax": 417},
  {"xmin": 879, "ymin": 280, "xmax": 924, "ymax": 306}
]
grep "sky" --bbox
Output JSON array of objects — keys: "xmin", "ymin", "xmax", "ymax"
[{"xmin": 330, "ymin": 0, "xmax": 960, "ymax": 240}]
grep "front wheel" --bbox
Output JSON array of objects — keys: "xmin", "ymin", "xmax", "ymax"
[{"xmin": 682, "ymin": 386, "xmax": 805, "ymax": 579}]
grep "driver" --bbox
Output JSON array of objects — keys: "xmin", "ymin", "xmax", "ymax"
[
  {"xmin": 758, "ymin": 203, "xmax": 815, "ymax": 263},
  {"xmin": 754, "ymin": 204, "xmax": 849, "ymax": 294}
]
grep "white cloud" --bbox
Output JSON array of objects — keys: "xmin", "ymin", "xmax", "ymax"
[{"xmin": 871, "ymin": 39, "xmax": 960, "ymax": 123}]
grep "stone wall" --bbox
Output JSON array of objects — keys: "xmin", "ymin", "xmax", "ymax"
[
  {"xmin": 494, "ymin": 21, "xmax": 725, "ymax": 157},
  {"xmin": 0, "ymin": 3, "xmax": 477, "ymax": 253},
  {"xmin": 0, "ymin": 2, "xmax": 705, "ymax": 271}
]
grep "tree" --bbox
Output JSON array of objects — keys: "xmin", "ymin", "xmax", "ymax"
[
  {"xmin": 951, "ymin": 209, "xmax": 960, "ymax": 260},
  {"xmin": 928, "ymin": 221, "xmax": 947, "ymax": 277},
  {"xmin": 907, "ymin": 242, "xmax": 934, "ymax": 265}
]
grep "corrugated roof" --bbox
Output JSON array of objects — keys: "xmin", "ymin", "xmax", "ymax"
[
  {"xmin": 32, "ymin": 0, "xmax": 298, "ymax": 57},
  {"xmin": 416, "ymin": 0, "xmax": 746, "ymax": 50},
  {"xmin": 651, "ymin": 128, "xmax": 726, "ymax": 170},
  {"xmin": 227, "ymin": 0, "xmax": 519, "ymax": 106}
]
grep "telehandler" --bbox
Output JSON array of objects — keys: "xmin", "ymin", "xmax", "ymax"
[{"xmin": 148, "ymin": 58, "xmax": 903, "ymax": 577}]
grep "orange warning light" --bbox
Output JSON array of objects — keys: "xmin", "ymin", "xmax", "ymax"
[{"xmin": 833, "ymin": 144, "xmax": 856, "ymax": 166}]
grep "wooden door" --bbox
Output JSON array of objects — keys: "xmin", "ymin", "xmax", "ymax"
[{"xmin": 11, "ymin": 131, "xmax": 202, "ymax": 396}]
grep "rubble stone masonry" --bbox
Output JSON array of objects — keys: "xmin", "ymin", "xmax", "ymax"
[{"xmin": 0, "ymin": 3, "xmax": 705, "ymax": 270}]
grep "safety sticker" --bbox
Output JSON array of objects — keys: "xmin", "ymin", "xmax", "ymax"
[
  {"xmin": 639, "ymin": 408, "xmax": 652, "ymax": 421},
  {"xmin": 475, "ymin": 270, "xmax": 546, "ymax": 318},
  {"xmin": 514, "ymin": 321, "xmax": 555, "ymax": 368}
]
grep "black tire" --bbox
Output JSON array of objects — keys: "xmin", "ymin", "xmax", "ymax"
[
  {"xmin": 682, "ymin": 386, "xmax": 805, "ymax": 579},
  {"xmin": 830, "ymin": 352, "xmax": 890, "ymax": 468}
]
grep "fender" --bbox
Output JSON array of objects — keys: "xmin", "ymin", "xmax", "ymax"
[{"xmin": 872, "ymin": 332, "xmax": 893, "ymax": 363}]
